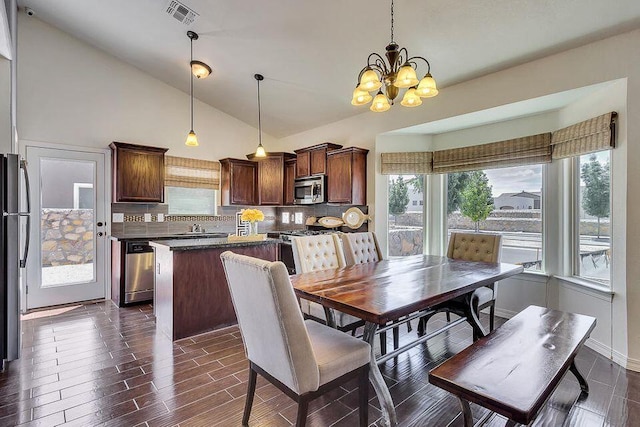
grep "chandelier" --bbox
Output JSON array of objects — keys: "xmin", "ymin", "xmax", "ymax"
[{"xmin": 351, "ymin": 0, "xmax": 439, "ymax": 112}]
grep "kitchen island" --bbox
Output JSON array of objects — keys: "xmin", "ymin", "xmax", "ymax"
[{"xmin": 151, "ymin": 237, "xmax": 279, "ymax": 340}]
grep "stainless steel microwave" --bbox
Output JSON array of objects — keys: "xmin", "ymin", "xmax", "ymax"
[{"xmin": 294, "ymin": 175, "xmax": 325, "ymax": 204}]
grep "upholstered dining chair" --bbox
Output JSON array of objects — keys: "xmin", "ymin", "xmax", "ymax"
[
  {"xmin": 220, "ymin": 251, "xmax": 370, "ymax": 427},
  {"xmin": 290, "ymin": 234, "xmax": 366, "ymax": 334},
  {"xmin": 339, "ymin": 231, "xmax": 409, "ymax": 355},
  {"xmin": 417, "ymin": 232, "xmax": 502, "ymax": 337}
]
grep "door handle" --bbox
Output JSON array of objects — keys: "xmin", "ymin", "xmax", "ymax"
[{"xmin": 19, "ymin": 160, "xmax": 31, "ymax": 268}]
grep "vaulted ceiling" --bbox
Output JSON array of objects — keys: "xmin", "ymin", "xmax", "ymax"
[{"xmin": 16, "ymin": 0, "xmax": 640, "ymax": 138}]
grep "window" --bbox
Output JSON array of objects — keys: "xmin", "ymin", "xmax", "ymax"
[
  {"xmin": 166, "ymin": 187, "xmax": 217, "ymax": 215},
  {"xmin": 388, "ymin": 175, "xmax": 424, "ymax": 256},
  {"xmin": 575, "ymin": 152, "xmax": 610, "ymax": 285},
  {"xmin": 446, "ymin": 165, "xmax": 543, "ymax": 271}
]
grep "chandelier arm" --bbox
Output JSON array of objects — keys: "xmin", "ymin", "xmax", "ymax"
[
  {"xmin": 406, "ymin": 56, "xmax": 432, "ymax": 73},
  {"xmin": 396, "ymin": 47, "xmax": 409, "ymax": 68},
  {"xmin": 367, "ymin": 52, "xmax": 390, "ymax": 75}
]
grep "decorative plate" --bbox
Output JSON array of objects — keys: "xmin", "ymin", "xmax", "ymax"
[
  {"xmin": 318, "ymin": 216, "xmax": 344, "ymax": 228},
  {"xmin": 343, "ymin": 207, "xmax": 368, "ymax": 229}
]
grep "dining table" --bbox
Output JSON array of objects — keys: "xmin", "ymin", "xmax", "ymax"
[{"xmin": 290, "ymin": 254, "xmax": 524, "ymax": 427}]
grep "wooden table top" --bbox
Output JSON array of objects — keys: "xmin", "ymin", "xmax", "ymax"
[
  {"xmin": 290, "ymin": 255, "xmax": 523, "ymax": 325},
  {"xmin": 428, "ymin": 305, "xmax": 597, "ymax": 424}
]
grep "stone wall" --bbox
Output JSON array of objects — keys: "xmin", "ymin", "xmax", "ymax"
[
  {"xmin": 389, "ymin": 229, "xmax": 423, "ymax": 256},
  {"xmin": 41, "ymin": 209, "xmax": 94, "ymax": 266}
]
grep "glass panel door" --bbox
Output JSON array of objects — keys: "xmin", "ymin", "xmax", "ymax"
[{"xmin": 25, "ymin": 146, "xmax": 107, "ymax": 309}]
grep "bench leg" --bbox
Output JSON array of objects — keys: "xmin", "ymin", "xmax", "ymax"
[
  {"xmin": 569, "ymin": 360, "xmax": 589, "ymax": 396},
  {"xmin": 458, "ymin": 398, "xmax": 474, "ymax": 427}
]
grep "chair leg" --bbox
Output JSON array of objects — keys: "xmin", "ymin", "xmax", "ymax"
[
  {"xmin": 446, "ymin": 311, "xmax": 451, "ymax": 322},
  {"xmin": 489, "ymin": 302, "xmax": 495, "ymax": 332},
  {"xmin": 242, "ymin": 364, "xmax": 258, "ymax": 425},
  {"xmin": 393, "ymin": 326, "xmax": 399, "ymax": 351},
  {"xmin": 417, "ymin": 311, "xmax": 437, "ymax": 336},
  {"xmin": 296, "ymin": 396, "xmax": 309, "ymax": 427},
  {"xmin": 379, "ymin": 331, "xmax": 387, "ymax": 355},
  {"xmin": 358, "ymin": 366, "xmax": 369, "ymax": 427}
]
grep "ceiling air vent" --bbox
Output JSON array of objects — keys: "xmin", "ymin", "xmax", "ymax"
[{"xmin": 165, "ymin": 0, "xmax": 198, "ymax": 25}]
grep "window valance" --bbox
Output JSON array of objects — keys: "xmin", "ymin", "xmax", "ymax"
[
  {"xmin": 165, "ymin": 156, "xmax": 220, "ymax": 189},
  {"xmin": 551, "ymin": 112, "xmax": 617, "ymax": 159},
  {"xmin": 380, "ymin": 152, "xmax": 433, "ymax": 175},
  {"xmin": 432, "ymin": 133, "xmax": 552, "ymax": 174}
]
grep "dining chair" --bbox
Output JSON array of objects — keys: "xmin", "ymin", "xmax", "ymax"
[
  {"xmin": 290, "ymin": 234, "xmax": 366, "ymax": 334},
  {"xmin": 417, "ymin": 232, "xmax": 502, "ymax": 337},
  {"xmin": 339, "ymin": 231, "xmax": 410, "ymax": 355},
  {"xmin": 220, "ymin": 251, "xmax": 370, "ymax": 427}
]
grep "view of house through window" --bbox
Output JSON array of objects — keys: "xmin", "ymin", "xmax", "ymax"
[
  {"xmin": 388, "ymin": 175, "xmax": 424, "ymax": 256},
  {"xmin": 446, "ymin": 165, "xmax": 543, "ymax": 271},
  {"xmin": 576, "ymin": 152, "xmax": 611, "ymax": 285}
]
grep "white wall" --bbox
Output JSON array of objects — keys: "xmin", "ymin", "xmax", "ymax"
[
  {"xmin": 274, "ymin": 29, "xmax": 640, "ymax": 369},
  {"xmin": 16, "ymin": 15, "xmax": 274, "ymax": 160}
]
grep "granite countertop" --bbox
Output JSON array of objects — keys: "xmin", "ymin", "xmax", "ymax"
[
  {"xmin": 109, "ymin": 232, "xmax": 234, "ymax": 241},
  {"xmin": 150, "ymin": 237, "xmax": 281, "ymax": 251}
]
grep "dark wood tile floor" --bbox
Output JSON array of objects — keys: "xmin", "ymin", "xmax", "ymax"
[{"xmin": 1, "ymin": 301, "xmax": 638, "ymax": 426}]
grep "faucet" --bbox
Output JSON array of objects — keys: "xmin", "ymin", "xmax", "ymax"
[{"xmin": 191, "ymin": 223, "xmax": 202, "ymax": 233}]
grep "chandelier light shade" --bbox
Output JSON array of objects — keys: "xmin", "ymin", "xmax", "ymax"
[
  {"xmin": 185, "ymin": 30, "xmax": 211, "ymax": 147},
  {"xmin": 254, "ymin": 74, "xmax": 266, "ymax": 158},
  {"xmin": 353, "ymin": 0, "xmax": 439, "ymax": 112}
]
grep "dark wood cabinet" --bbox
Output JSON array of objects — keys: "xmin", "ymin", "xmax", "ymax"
[
  {"xmin": 294, "ymin": 142, "xmax": 342, "ymax": 178},
  {"xmin": 284, "ymin": 158, "xmax": 297, "ymax": 205},
  {"xmin": 326, "ymin": 147, "xmax": 369, "ymax": 205},
  {"xmin": 110, "ymin": 142, "xmax": 168, "ymax": 203},
  {"xmin": 220, "ymin": 158, "xmax": 257, "ymax": 206},
  {"xmin": 247, "ymin": 152, "xmax": 295, "ymax": 206}
]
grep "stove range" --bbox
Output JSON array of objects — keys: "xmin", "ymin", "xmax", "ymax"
[{"xmin": 274, "ymin": 229, "xmax": 337, "ymax": 242}]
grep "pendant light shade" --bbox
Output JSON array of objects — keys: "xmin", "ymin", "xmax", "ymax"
[
  {"xmin": 415, "ymin": 73, "xmax": 439, "ymax": 98},
  {"xmin": 370, "ymin": 90, "xmax": 391, "ymax": 112},
  {"xmin": 254, "ymin": 74, "xmax": 267, "ymax": 158},
  {"xmin": 185, "ymin": 31, "xmax": 211, "ymax": 147},
  {"xmin": 358, "ymin": 67, "xmax": 383, "ymax": 92},
  {"xmin": 351, "ymin": 86, "xmax": 373, "ymax": 106},
  {"xmin": 400, "ymin": 87, "xmax": 422, "ymax": 107},
  {"xmin": 394, "ymin": 63, "xmax": 419, "ymax": 88}
]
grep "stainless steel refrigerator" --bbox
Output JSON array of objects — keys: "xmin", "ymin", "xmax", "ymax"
[{"xmin": 1, "ymin": 153, "xmax": 30, "ymax": 371}]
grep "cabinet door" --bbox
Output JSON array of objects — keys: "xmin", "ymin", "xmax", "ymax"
[
  {"xmin": 296, "ymin": 150, "xmax": 310, "ymax": 178},
  {"xmin": 258, "ymin": 156, "xmax": 284, "ymax": 205},
  {"xmin": 116, "ymin": 148, "xmax": 165, "ymax": 202},
  {"xmin": 284, "ymin": 159, "xmax": 296, "ymax": 205},
  {"xmin": 326, "ymin": 151, "xmax": 352, "ymax": 203},
  {"xmin": 310, "ymin": 148, "xmax": 327, "ymax": 176},
  {"xmin": 230, "ymin": 162, "xmax": 257, "ymax": 205}
]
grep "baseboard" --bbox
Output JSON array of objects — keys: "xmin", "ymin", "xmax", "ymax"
[
  {"xmin": 613, "ymin": 349, "xmax": 640, "ymax": 372},
  {"xmin": 585, "ymin": 338, "xmax": 611, "ymax": 360},
  {"xmin": 494, "ymin": 307, "xmax": 517, "ymax": 319}
]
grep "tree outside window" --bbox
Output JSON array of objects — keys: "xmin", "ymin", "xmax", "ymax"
[{"xmin": 459, "ymin": 171, "xmax": 494, "ymax": 232}]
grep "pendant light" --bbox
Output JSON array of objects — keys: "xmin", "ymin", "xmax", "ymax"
[
  {"xmin": 185, "ymin": 31, "xmax": 211, "ymax": 147},
  {"xmin": 254, "ymin": 74, "xmax": 266, "ymax": 157}
]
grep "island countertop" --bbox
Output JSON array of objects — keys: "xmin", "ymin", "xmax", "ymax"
[{"xmin": 150, "ymin": 237, "xmax": 280, "ymax": 251}]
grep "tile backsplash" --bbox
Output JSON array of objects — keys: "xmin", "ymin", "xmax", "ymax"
[{"xmin": 110, "ymin": 203, "xmax": 368, "ymax": 237}]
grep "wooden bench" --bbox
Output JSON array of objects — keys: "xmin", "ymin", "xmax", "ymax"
[{"xmin": 428, "ymin": 305, "xmax": 596, "ymax": 426}]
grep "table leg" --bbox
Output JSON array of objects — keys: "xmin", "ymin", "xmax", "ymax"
[
  {"xmin": 458, "ymin": 397, "xmax": 473, "ymax": 427},
  {"xmin": 569, "ymin": 360, "xmax": 589, "ymax": 398},
  {"xmin": 463, "ymin": 293, "xmax": 486, "ymax": 341},
  {"xmin": 323, "ymin": 307, "xmax": 337, "ymax": 329},
  {"xmin": 363, "ymin": 322, "xmax": 397, "ymax": 427}
]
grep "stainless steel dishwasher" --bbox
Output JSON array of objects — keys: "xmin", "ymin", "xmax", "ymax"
[{"xmin": 124, "ymin": 242, "xmax": 155, "ymax": 304}]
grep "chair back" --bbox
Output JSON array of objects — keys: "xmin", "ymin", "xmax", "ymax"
[
  {"xmin": 340, "ymin": 232, "xmax": 383, "ymax": 265},
  {"xmin": 220, "ymin": 251, "xmax": 320, "ymax": 394},
  {"xmin": 291, "ymin": 234, "xmax": 346, "ymax": 274},
  {"xmin": 447, "ymin": 232, "xmax": 502, "ymax": 263}
]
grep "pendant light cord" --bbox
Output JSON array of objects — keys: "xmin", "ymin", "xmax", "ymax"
[
  {"xmin": 257, "ymin": 77, "xmax": 262, "ymax": 146},
  {"xmin": 190, "ymin": 37, "xmax": 194, "ymax": 130}
]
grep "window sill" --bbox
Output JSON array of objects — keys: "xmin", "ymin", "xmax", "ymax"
[{"xmin": 555, "ymin": 275, "xmax": 614, "ymax": 299}]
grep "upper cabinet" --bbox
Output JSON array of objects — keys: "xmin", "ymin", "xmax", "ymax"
[
  {"xmin": 247, "ymin": 152, "xmax": 296, "ymax": 206},
  {"xmin": 326, "ymin": 147, "xmax": 369, "ymax": 205},
  {"xmin": 284, "ymin": 158, "xmax": 297, "ymax": 205},
  {"xmin": 220, "ymin": 158, "xmax": 258, "ymax": 206},
  {"xmin": 110, "ymin": 142, "xmax": 168, "ymax": 203},
  {"xmin": 294, "ymin": 142, "xmax": 342, "ymax": 178}
]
